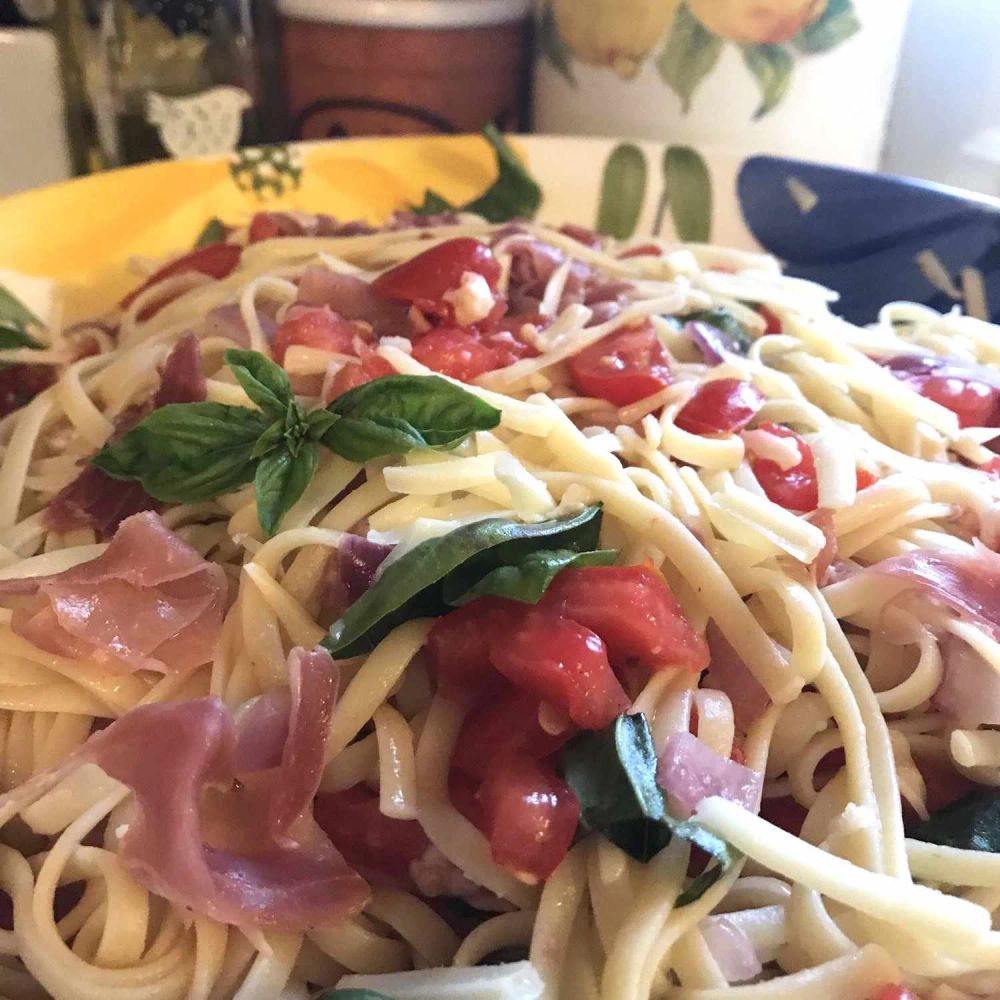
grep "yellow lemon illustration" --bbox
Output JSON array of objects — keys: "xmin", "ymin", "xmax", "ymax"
[
  {"xmin": 553, "ymin": 0, "xmax": 682, "ymax": 79},
  {"xmin": 687, "ymin": 0, "xmax": 828, "ymax": 45}
]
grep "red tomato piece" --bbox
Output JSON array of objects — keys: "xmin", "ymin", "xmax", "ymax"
[
  {"xmin": 871, "ymin": 987, "xmax": 920, "ymax": 1000},
  {"xmin": 481, "ymin": 328, "xmax": 539, "ymax": 368},
  {"xmin": 121, "ymin": 243, "xmax": 241, "ymax": 319},
  {"xmin": 758, "ymin": 305, "xmax": 782, "ymax": 335},
  {"xmin": 750, "ymin": 423, "xmax": 819, "ymax": 513},
  {"xmin": 981, "ymin": 456, "xmax": 1000, "ymax": 478},
  {"xmin": 271, "ymin": 306, "xmax": 366, "ymax": 365},
  {"xmin": 371, "ymin": 238, "xmax": 502, "ymax": 323},
  {"xmin": 674, "ymin": 379, "xmax": 765, "ymax": 436},
  {"xmin": 619, "ymin": 244, "xmax": 663, "ymax": 259},
  {"xmin": 856, "ymin": 467, "xmax": 878, "ymax": 491},
  {"xmin": 313, "ymin": 784, "xmax": 429, "ymax": 885},
  {"xmin": 454, "ymin": 688, "xmax": 573, "ymax": 779},
  {"xmin": 425, "ymin": 597, "xmax": 523, "ymax": 699},
  {"xmin": 567, "ymin": 322, "xmax": 672, "ymax": 406},
  {"xmin": 411, "ymin": 327, "xmax": 500, "ymax": 382},
  {"xmin": 490, "ymin": 611, "xmax": 629, "ymax": 730},
  {"xmin": 479, "ymin": 752, "xmax": 580, "ymax": 881},
  {"xmin": 323, "ymin": 355, "xmax": 395, "ymax": 402},
  {"xmin": 541, "ymin": 565, "xmax": 710, "ymax": 673},
  {"xmin": 916, "ymin": 374, "xmax": 998, "ymax": 428},
  {"xmin": 248, "ymin": 212, "xmax": 286, "ymax": 243}
]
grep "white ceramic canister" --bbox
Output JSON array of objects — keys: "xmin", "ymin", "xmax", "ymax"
[
  {"xmin": 533, "ymin": 0, "xmax": 913, "ymax": 170},
  {"xmin": 278, "ymin": 0, "xmax": 533, "ymax": 139}
]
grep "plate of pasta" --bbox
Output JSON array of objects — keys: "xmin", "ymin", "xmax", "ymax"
[{"xmin": 0, "ymin": 131, "xmax": 1000, "ymax": 1000}]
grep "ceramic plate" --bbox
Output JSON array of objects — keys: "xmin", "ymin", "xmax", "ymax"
[{"xmin": 2, "ymin": 133, "xmax": 999, "ymax": 326}]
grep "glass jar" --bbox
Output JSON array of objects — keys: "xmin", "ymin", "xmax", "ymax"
[{"xmin": 58, "ymin": 0, "xmax": 270, "ymax": 169}]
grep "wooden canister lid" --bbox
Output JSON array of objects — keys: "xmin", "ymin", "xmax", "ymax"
[{"xmin": 277, "ymin": 0, "xmax": 532, "ymax": 29}]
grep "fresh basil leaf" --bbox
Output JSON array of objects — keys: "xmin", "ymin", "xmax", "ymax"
[
  {"xmin": 325, "ymin": 505, "xmax": 603, "ymax": 657},
  {"xmin": 0, "ymin": 325, "xmax": 43, "ymax": 352},
  {"xmin": 562, "ymin": 714, "xmax": 738, "ymax": 905},
  {"xmin": 315, "ymin": 991, "xmax": 393, "ymax": 1000},
  {"xmin": 0, "ymin": 284, "xmax": 40, "ymax": 335},
  {"xmin": 254, "ymin": 442, "xmax": 318, "ymax": 537},
  {"xmin": 321, "ymin": 374, "xmax": 501, "ymax": 463},
  {"xmin": 908, "ymin": 789, "xmax": 1000, "ymax": 854},
  {"xmin": 224, "ymin": 348, "xmax": 293, "ymax": 419},
  {"xmin": 414, "ymin": 125, "xmax": 542, "ymax": 223},
  {"xmin": 93, "ymin": 402, "xmax": 268, "ymax": 503},
  {"xmin": 684, "ymin": 308, "xmax": 753, "ymax": 355},
  {"xmin": 446, "ymin": 548, "xmax": 616, "ymax": 606},
  {"xmin": 251, "ymin": 418, "xmax": 287, "ymax": 459},
  {"xmin": 195, "ymin": 217, "xmax": 226, "ymax": 247},
  {"xmin": 306, "ymin": 407, "xmax": 340, "ymax": 440}
]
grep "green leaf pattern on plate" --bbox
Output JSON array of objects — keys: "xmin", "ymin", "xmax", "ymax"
[{"xmin": 596, "ymin": 143, "xmax": 648, "ymax": 241}]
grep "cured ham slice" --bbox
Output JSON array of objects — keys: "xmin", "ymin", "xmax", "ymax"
[{"xmin": 1, "ymin": 511, "xmax": 226, "ymax": 674}]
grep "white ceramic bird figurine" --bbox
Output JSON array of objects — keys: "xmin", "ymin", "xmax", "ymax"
[{"xmin": 146, "ymin": 85, "xmax": 252, "ymax": 159}]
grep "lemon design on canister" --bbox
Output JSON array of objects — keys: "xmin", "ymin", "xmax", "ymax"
[
  {"xmin": 686, "ymin": 0, "xmax": 828, "ymax": 45},
  {"xmin": 553, "ymin": 0, "xmax": 681, "ymax": 79}
]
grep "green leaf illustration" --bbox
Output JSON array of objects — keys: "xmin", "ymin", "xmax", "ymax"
[
  {"xmin": 794, "ymin": 0, "xmax": 861, "ymax": 54},
  {"xmin": 743, "ymin": 45, "xmax": 794, "ymax": 118},
  {"xmin": 596, "ymin": 143, "xmax": 648, "ymax": 240},
  {"xmin": 659, "ymin": 145, "xmax": 712, "ymax": 243},
  {"xmin": 538, "ymin": 2, "xmax": 576, "ymax": 86},
  {"xmin": 656, "ymin": 3, "xmax": 724, "ymax": 113}
]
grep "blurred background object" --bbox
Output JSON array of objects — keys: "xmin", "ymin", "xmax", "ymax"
[
  {"xmin": 0, "ymin": 26, "xmax": 72, "ymax": 195},
  {"xmin": 882, "ymin": 0, "xmax": 1000, "ymax": 196},
  {"xmin": 534, "ymin": 0, "xmax": 913, "ymax": 171},
  {"xmin": 278, "ymin": 0, "xmax": 532, "ymax": 139},
  {"xmin": 54, "ymin": 0, "xmax": 271, "ymax": 170}
]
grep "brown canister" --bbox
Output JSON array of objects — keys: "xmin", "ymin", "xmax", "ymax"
[{"xmin": 278, "ymin": 0, "xmax": 533, "ymax": 139}]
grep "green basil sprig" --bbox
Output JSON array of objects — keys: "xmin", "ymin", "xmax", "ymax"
[
  {"xmin": 413, "ymin": 124, "xmax": 542, "ymax": 224},
  {"xmin": 0, "ymin": 285, "xmax": 44, "ymax": 353},
  {"xmin": 194, "ymin": 217, "xmax": 226, "ymax": 248},
  {"xmin": 909, "ymin": 789, "xmax": 1000, "ymax": 854},
  {"xmin": 562, "ymin": 713, "xmax": 739, "ymax": 905},
  {"xmin": 684, "ymin": 307, "xmax": 753, "ymax": 355},
  {"xmin": 325, "ymin": 505, "xmax": 603, "ymax": 658},
  {"xmin": 93, "ymin": 349, "xmax": 500, "ymax": 537}
]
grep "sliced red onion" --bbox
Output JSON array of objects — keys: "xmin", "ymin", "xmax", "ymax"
[
  {"xmin": 687, "ymin": 320, "xmax": 736, "ymax": 366},
  {"xmin": 934, "ymin": 635, "xmax": 1000, "ymax": 728},
  {"xmin": 700, "ymin": 915, "xmax": 763, "ymax": 984},
  {"xmin": 881, "ymin": 353, "xmax": 1000, "ymax": 392},
  {"xmin": 657, "ymin": 731, "xmax": 763, "ymax": 818},
  {"xmin": 703, "ymin": 623, "xmax": 770, "ymax": 737},
  {"xmin": 340, "ymin": 534, "xmax": 393, "ymax": 602}
]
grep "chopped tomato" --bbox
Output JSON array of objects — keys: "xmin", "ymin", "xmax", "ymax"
[
  {"xmin": 871, "ymin": 987, "xmax": 920, "ymax": 1000},
  {"xmin": 481, "ymin": 327, "xmax": 538, "ymax": 368},
  {"xmin": 491, "ymin": 612, "xmax": 629, "ymax": 730},
  {"xmin": 271, "ymin": 306, "xmax": 366, "ymax": 365},
  {"xmin": 371, "ymin": 238, "xmax": 503, "ymax": 324},
  {"xmin": 479, "ymin": 753, "xmax": 580, "ymax": 881},
  {"xmin": 981, "ymin": 456, "xmax": 1000, "ymax": 478},
  {"xmin": 323, "ymin": 355, "xmax": 395, "ymax": 402},
  {"xmin": 453, "ymin": 688, "xmax": 572, "ymax": 779},
  {"xmin": 313, "ymin": 784, "xmax": 429, "ymax": 885},
  {"xmin": 248, "ymin": 212, "xmax": 288, "ymax": 243},
  {"xmin": 448, "ymin": 769, "xmax": 483, "ymax": 827},
  {"xmin": 856, "ymin": 466, "xmax": 879, "ymax": 491},
  {"xmin": 674, "ymin": 378, "xmax": 764, "ymax": 436},
  {"xmin": 540, "ymin": 565, "xmax": 709, "ymax": 673},
  {"xmin": 425, "ymin": 597, "xmax": 522, "ymax": 698},
  {"xmin": 619, "ymin": 244, "xmax": 662, "ymax": 259},
  {"xmin": 758, "ymin": 305, "xmax": 782, "ymax": 335},
  {"xmin": 750, "ymin": 423, "xmax": 818, "ymax": 512},
  {"xmin": 914, "ymin": 373, "xmax": 997, "ymax": 428},
  {"xmin": 121, "ymin": 243, "xmax": 241, "ymax": 320},
  {"xmin": 411, "ymin": 327, "xmax": 502, "ymax": 382},
  {"xmin": 567, "ymin": 322, "xmax": 672, "ymax": 406}
]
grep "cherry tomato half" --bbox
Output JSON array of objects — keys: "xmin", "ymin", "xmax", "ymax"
[
  {"xmin": 313, "ymin": 784, "xmax": 429, "ymax": 886},
  {"xmin": 411, "ymin": 327, "xmax": 502, "ymax": 382},
  {"xmin": 540, "ymin": 564, "xmax": 709, "ymax": 673},
  {"xmin": 491, "ymin": 611, "xmax": 629, "ymax": 730},
  {"xmin": 121, "ymin": 243, "xmax": 241, "ymax": 320},
  {"xmin": 758, "ymin": 305, "xmax": 782, "ymax": 335},
  {"xmin": 567, "ymin": 323, "xmax": 672, "ymax": 406},
  {"xmin": 750, "ymin": 423, "xmax": 818, "ymax": 513},
  {"xmin": 322, "ymin": 354, "xmax": 395, "ymax": 403},
  {"xmin": 479, "ymin": 752, "xmax": 580, "ymax": 882},
  {"xmin": 271, "ymin": 306, "xmax": 367, "ymax": 365},
  {"xmin": 453, "ymin": 687, "xmax": 572, "ymax": 780},
  {"xmin": 674, "ymin": 378, "xmax": 765, "ymax": 436},
  {"xmin": 882, "ymin": 354, "xmax": 1000, "ymax": 429},
  {"xmin": 371, "ymin": 238, "xmax": 502, "ymax": 323}
]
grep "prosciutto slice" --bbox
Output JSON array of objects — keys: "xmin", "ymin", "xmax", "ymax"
[
  {"xmin": 863, "ymin": 543, "xmax": 1000, "ymax": 644},
  {"xmin": 5, "ymin": 648, "xmax": 369, "ymax": 930},
  {"xmin": 44, "ymin": 335, "xmax": 206, "ymax": 536},
  {"xmin": 1, "ymin": 511, "xmax": 226, "ymax": 674},
  {"xmin": 296, "ymin": 267, "xmax": 410, "ymax": 336},
  {"xmin": 702, "ymin": 623, "xmax": 770, "ymax": 737}
]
